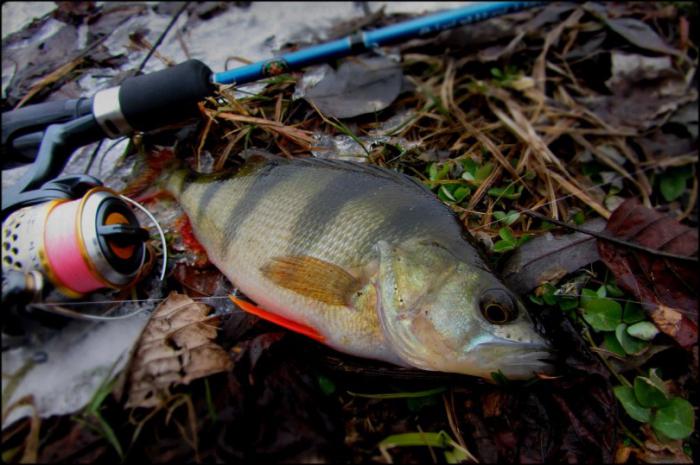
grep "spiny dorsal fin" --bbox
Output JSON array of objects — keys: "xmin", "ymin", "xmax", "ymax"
[{"xmin": 260, "ymin": 255, "xmax": 362, "ymax": 307}]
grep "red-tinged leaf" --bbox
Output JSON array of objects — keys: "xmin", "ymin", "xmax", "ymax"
[
  {"xmin": 597, "ymin": 198, "xmax": 698, "ymax": 348},
  {"xmin": 172, "ymin": 263, "xmax": 232, "ymax": 297}
]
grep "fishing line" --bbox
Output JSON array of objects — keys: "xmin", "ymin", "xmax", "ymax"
[
  {"xmin": 472, "ymin": 162, "xmax": 671, "ymax": 232},
  {"xmin": 119, "ymin": 194, "xmax": 168, "ymax": 281},
  {"xmin": 35, "ymin": 295, "xmax": 233, "ymax": 307}
]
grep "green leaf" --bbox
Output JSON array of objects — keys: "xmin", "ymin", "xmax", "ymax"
[
  {"xmin": 429, "ymin": 163, "xmax": 450, "ymax": 182},
  {"xmin": 540, "ymin": 283, "xmax": 557, "ymax": 306},
  {"xmin": 622, "ymin": 301, "xmax": 646, "ymax": 324},
  {"xmin": 581, "ymin": 297, "xmax": 622, "ymax": 331},
  {"xmin": 490, "ymin": 370, "xmax": 511, "ymax": 386},
  {"xmin": 573, "ymin": 211, "xmax": 586, "ymax": 225},
  {"xmin": 659, "ymin": 167, "xmax": 692, "ymax": 202},
  {"xmin": 438, "ymin": 185, "xmax": 458, "ymax": 202},
  {"xmin": 634, "ymin": 374, "xmax": 670, "ymax": 408},
  {"xmin": 428, "ymin": 163, "xmax": 438, "ymax": 180},
  {"xmin": 488, "ymin": 184, "xmax": 522, "ymax": 200},
  {"xmin": 580, "ymin": 288, "xmax": 598, "ymax": 307},
  {"xmin": 348, "ymin": 387, "xmax": 446, "ymax": 399},
  {"xmin": 475, "ymin": 162, "xmax": 494, "ymax": 182},
  {"xmin": 605, "ymin": 282, "xmax": 624, "ymax": 297},
  {"xmin": 498, "ymin": 227, "xmax": 515, "ymax": 243},
  {"xmin": 603, "ymin": 332, "xmax": 626, "ymax": 357},
  {"xmin": 204, "ymin": 378, "xmax": 218, "ymax": 422},
  {"xmin": 318, "ymin": 375, "xmax": 336, "ymax": 396},
  {"xmin": 379, "ymin": 431, "xmax": 476, "ymax": 464},
  {"xmin": 627, "ymin": 321, "xmax": 659, "ymax": 341},
  {"xmin": 616, "ymin": 323, "xmax": 650, "ymax": 355},
  {"xmin": 529, "ymin": 294, "xmax": 545, "ymax": 306},
  {"xmin": 461, "ymin": 158, "xmax": 477, "ymax": 176},
  {"xmin": 453, "ymin": 186, "xmax": 470, "ymax": 203},
  {"xmin": 492, "ymin": 240, "xmax": 515, "ymax": 253},
  {"xmin": 380, "ymin": 432, "xmax": 446, "ymax": 449},
  {"xmin": 613, "ymin": 386, "xmax": 651, "ymax": 423},
  {"xmin": 651, "ymin": 398, "xmax": 695, "ymax": 440},
  {"xmin": 558, "ymin": 297, "xmax": 579, "ymax": 311},
  {"xmin": 444, "ymin": 446, "xmax": 470, "ymax": 464},
  {"xmin": 596, "ymin": 285, "xmax": 607, "ymax": 298},
  {"xmin": 516, "ymin": 234, "xmax": 532, "ymax": 246},
  {"xmin": 91, "ymin": 412, "xmax": 124, "ymax": 459},
  {"xmin": 490, "ymin": 67, "xmax": 503, "ymax": 79},
  {"xmin": 582, "ymin": 161, "xmax": 604, "ymax": 179},
  {"xmin": 494, "ymin": 210, "xmax": 520, "ymax": 225}
]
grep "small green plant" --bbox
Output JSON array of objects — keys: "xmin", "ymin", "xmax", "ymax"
[
  {"xmin": 490, "ymin": 65, "xmax": 520, "ymax": 87},
  {"xmin": 493, "ymin": 210, "xmax": 520, "ymax": 226},
  {"xmin": 659, "ymin": 166, "xmax": 693, "ymax": 202},
  {"xmin": 488, "ymin": 183, "xmax": 523, "ymax": 201},
  {"xmin": 461, "ymin": 159, "xmax": 493, "ymax": 186},
  {"xmin": 379, "ymin": 430, "xmax": 476, "ymax": 464},
  {"xmin": 532, "ymin": 279, "xmax": 694, "ymax": 442},
  {"xmin": 74, "ymin": 374, "xmax": 123, "ymax": 460},
  {"xmin": 426, "ymin": 162, "xmax": 471, "ymax": 204},
  {"xmin": 317, "ymin": 374, "xmax": 336, "ymax": 396},
  {"xmin": 492, "ymin": 227, "xmax": 531, "ymax": 253},
  {"xmin": 614, "ymin": 369, "xmax": 695, "ymax": 440}
]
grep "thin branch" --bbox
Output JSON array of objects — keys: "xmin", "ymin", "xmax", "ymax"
[{"xmin": 521, "ymin": 209, "xmax": 699, "ymax": 263}]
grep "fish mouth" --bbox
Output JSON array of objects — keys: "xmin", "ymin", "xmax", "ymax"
[{"xmin": 475, "ymin": 340, "xmax": 555, "ymax": 379}]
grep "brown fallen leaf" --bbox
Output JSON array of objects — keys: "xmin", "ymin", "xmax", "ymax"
[
  {"xmin": 597, "ymin": 198, "xmax": 698, "ymax": 348},
  {"xmin": 126, "ymin": 292, "xmax": 232, "ymax": 408},
  {"xmin": 632, "ymin": 424, "xmax": 693, "ymax": 463},
  {"xmin": 502, "ymin": 218, "xmax": 606, "ymax": 295}
]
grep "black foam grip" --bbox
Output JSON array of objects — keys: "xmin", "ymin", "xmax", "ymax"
[{"xmin": 119, "ymin": 59, "xmax": 214, "ymax": 132}]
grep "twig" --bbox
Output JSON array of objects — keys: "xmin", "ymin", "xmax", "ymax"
[
  {"xmin": 521, "ymin": 209, "xmax": 699, "ymax": 263},
  {"xmin": 134, "ymin": 1, "xmax": 190, "ymax": 76}
]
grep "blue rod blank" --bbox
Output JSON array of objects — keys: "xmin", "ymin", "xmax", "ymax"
[{"xmin": 213, "ymin": 2, "xmax": 537, "ymax": 86}]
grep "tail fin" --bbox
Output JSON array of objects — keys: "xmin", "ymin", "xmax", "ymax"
[{"xmin": 120, "ymin": 149, "xmax": 185, "ymax": 200}]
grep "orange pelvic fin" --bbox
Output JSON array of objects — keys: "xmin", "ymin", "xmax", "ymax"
[{"xmin": 229, "ymin": 295, "xmax": 326, "ymax": 343}]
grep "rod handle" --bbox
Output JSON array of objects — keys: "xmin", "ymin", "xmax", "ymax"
[
  {"xmin": 119, "ymin": 59, "xmax": 215, "ymax": 132},
  {"xmin": 1, "ymin": 98, "xmax": 93, "ymax": 164}
]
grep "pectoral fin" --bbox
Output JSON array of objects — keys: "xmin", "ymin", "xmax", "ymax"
[{"xmin": 261, "ymin": 255, "xmax": 362, "ymax": 306}]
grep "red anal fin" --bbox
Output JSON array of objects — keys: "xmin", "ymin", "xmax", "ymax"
[{"xmin": 229, "ymin": 295, "xmax": 326, "ymax": 342}]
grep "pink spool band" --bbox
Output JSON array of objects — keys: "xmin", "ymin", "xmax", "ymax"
[{"xmin": 44, "ymin": 199, "xmax": 105, "ymax": 294}]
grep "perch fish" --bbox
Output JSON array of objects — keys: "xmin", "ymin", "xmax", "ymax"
[{"xmin": 165, "ymin": 157, "xmax": 552, "ymax": 380}]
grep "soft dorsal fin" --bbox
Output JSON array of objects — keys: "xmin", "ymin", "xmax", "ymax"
[
  {"xmin": 290, "ymin": 158, "xmax": 434, "ymax": 193},
  {"xmin": 260, "ymin": 255, "xmax": 362, "ymax": 307}
]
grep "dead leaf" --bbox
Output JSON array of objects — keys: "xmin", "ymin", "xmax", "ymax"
[
  {"xmin": 633, "ymin": 424, "xmax": 693, "ymax": 463},
  {"xmin": 584, "ymin": 3, "xmax": 683, "ymax": 57},
  {"xmin": 298, "ymin": 56, "xmax": 404, "ymax": 119},
  {"xmin": 605, "ymin": 52, "xmax": 677, "ymax": 90},
  {"xmin": 582, "ymin": 50, "xmax": 696, "ymax": 132},
  {"xmin": 502, "ymin": 218, "xmax": 606, "ymax": 295},
  {"xmin": 126, "ymin": 292, "xmax": 232, "ymax": 408},
  {"xmin": 597, "ymin": 198, "xmax": 698, "ymax": 348}
]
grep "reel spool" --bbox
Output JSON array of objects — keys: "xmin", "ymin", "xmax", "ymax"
[{"xmin": 2, "ymin": 187, "xmax": 149, "ymax": 298}]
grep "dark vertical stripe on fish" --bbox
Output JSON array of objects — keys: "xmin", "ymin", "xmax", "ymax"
[
  {"xmin": 218, "ymin": 162, "xmax": 284, "ymax": 251},
  {"xmin": 193, "ymin": 180, "xmax": 226, "ymax": 225},
  {"xmin": 287, "ymin": 170, "xmax": 368, "ymax": 255}
]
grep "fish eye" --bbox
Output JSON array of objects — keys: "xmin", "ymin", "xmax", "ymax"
[{"xmin": 479, "ymin": 289, "xmax": 517, "ymax": 324}]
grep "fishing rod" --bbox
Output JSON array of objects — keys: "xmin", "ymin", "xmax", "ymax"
[{"xmin": 0, "ymin": 2, "xmax": 540, "ymax": 323}]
